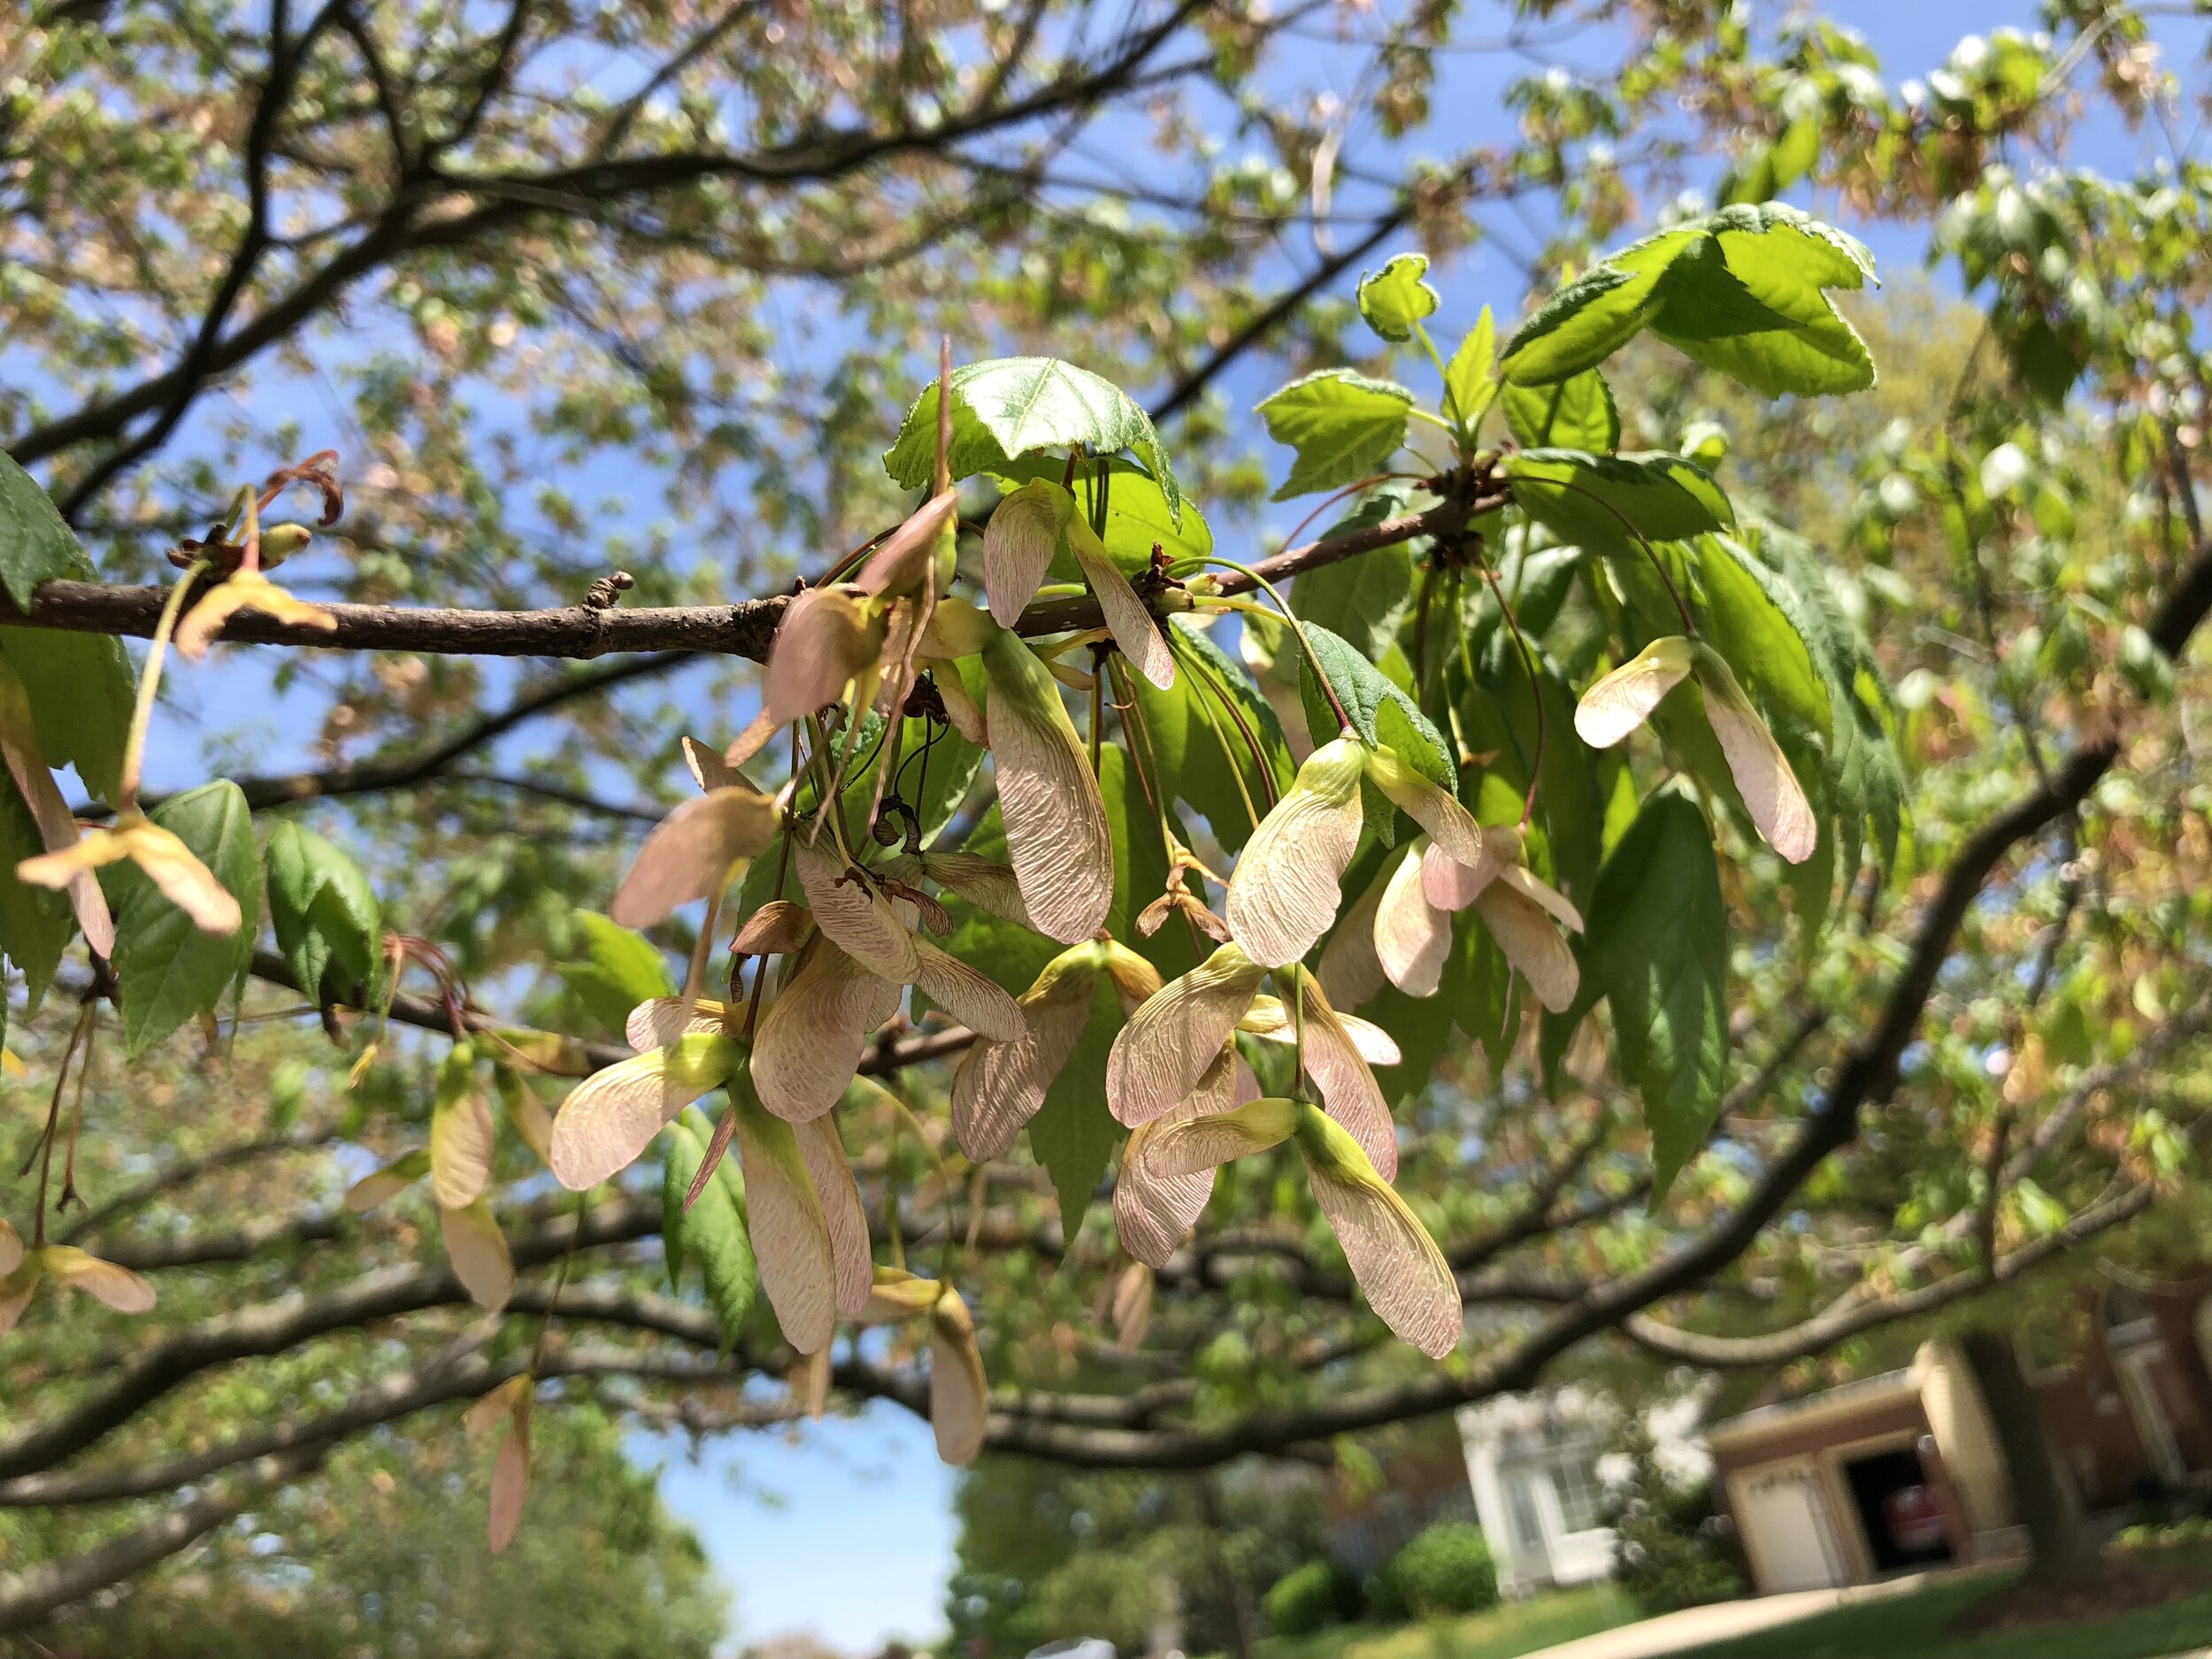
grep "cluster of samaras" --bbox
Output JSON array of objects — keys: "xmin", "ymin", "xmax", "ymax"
[{"xmin": 540, "ymin": 465, "xmax": 1821, "ymax": 1440}]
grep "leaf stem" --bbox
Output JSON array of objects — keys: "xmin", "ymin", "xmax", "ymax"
[
  {"xmin": 1192, "ymin": 558, "xmax": 1351, "ymax": 732},
  {"xmin": 1527, "ymin": 475, "xmax": 1697, "ymax": 634},
  {"xmin": 1165, "ymin": 626, "xmax": 1275, "ymax": 818},
  {"xmin": 119, "ymin": 557, "xmax": 211, "ymax": 807},
  {"xmin": 27, "ymin": 1002, "xmax": 96, "ymax": 1247},
  {"xmin": 1476, "ymin": 553, "xmax": 1546, "ymax": 829}
]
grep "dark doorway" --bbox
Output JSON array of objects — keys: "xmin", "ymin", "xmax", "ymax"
[{"xmin": 1842, "ymin": 1448, "xmax": 1953, "ymax": 1573}]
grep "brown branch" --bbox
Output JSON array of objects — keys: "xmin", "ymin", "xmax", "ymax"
[
  {"xmin": 1, "ymin": 583, "xmax": 783, "ymax": 658},
  {"xmin": 0, "ymin": 1197, "xmax": 660, "ymax": 1482},
  {"xmin": 0, "ymin": 1444, "xmax": 328, "ymax": 1633},
  {"xmin": 0, "ymin": 500, "xmax": 1471, "ymax": 663},
  {"xmin": 58, "ymin": 1124, "xmax": 342, "ymax": 1244},
  {"xmin": 9, "ymin": 1, "xmax": 1218, "ymax": 480}
]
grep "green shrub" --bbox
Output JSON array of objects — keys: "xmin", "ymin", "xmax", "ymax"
[
  {"xmin": 1379, "ymin": 1522, "xmax": 1499, "ymax": 1618},
  {"xmin": 1261, "ymin": 1559, "xmax": 1363, "ymax": 1635},
  {"xmin": 1603, "ymin": 1427, "xmax": 1747, "ymax": 1615},
  {"xmin": 2118, "ymin": 1516, "xmax": 2212, "ymax": 1549}
]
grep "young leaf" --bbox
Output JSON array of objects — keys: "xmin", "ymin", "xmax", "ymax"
[
  {"xmin": 885, "ymin": 357, "xmax": 1183, "ymax": 526},
  {"xmin": 1255, "ymin": 370, "xmax": 1415, "ymax": 501},
  {"xmin": 1296, "ymin": 623, "xmax": 1454, "ymax": 791},
  {"xmin": 1690, "ymin": 534, "xmax": 1832, "ymax": 741},
  {"xmin": 1356, "ymin": 252, "xmax": 1440, "ymax": 342},
  {"xmin": 0, "ymin": 453, "xmax": 92, "ymax": 611},
  {"xmin": 101, "ymin": 781, "xmax": 261, "ymax": 1058},
  {"xmin": 1443, "ymin": 307, "xmax": 1496, "ymax": 430},
  {"xmin": 663, "ymin": 1108, "xmax": 759, "ymax": 1344},
  {"xmin": 1506, "ymin": 449, "xmax": 1733, "ymax": 552},
  {"xmin": 1499, "ymin": 227, "xmax": 1701, "ymax": 385},
  {"xmin": 1500, "ymin": 204, "xmax": 1876, "ymax": 396},
  {"xmin": 1502, "ymin": 369, "xmax": 1620, "ymax": 452},
  {"xmin": 0, "ymin": 631, "xmax": 134, "ymax": 808},
  {"xmin": 556, "ymin": 910, "xmax": 677, "ymax": 1034},
  {"xmin": 1577, "ymin": 788, "xmax": 1727, "ymax": 1198},
  {"xmin": 264, "ymin": 819, "xmax": 380, "ymax": 1002},
  {"xmin": 1649, "ymin": 209, "xmax": 1878, "ymax": 396}
]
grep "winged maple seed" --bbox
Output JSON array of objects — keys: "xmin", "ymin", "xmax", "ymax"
[
  {"xmin": 547, "ymin": 1033, "xmax": 743, "ymax": 1190},
  {"xmin": 951, "ymin": 939, "xmax": 1162, "ymax": 1160},
  {"xmin": 726, "ymin": 1076, "xmax": 850, "ymax": 1356},
  {"xmin": 764, "ymin": 488, "xmax": 958, "ymax": 726},
  {"xmin": 1114, "ymin": 1041, "xmax": 1258, "ymax": 1269},
  {"xmin": 1, "ymin": 1243, "xmax": 159, "ymax": 1341},
  {"xmin": 1575, "ymin": 634, "xmax": 1816, "ymax": 863},
  {"xmin": 1130, "ymin": 1098, "xmax": 1461, "ymax": 1358},
  {"xmin": 173, "ymin": 569, "xmax": 337, "ymax": 658},
  {"xmin": 608, "ymin": 773, "xmax": 782, "ymax": 930},
  {"xmin": 984, "ymin": 479, "xmax": 1176, "ymax": 689},
  {"xmin": 977, "ymin": 629, "xmax": 1114, "ymax": 942},
  {"xmin": 864, "ymin": 1269, "xmax": 990, "ymax": 1466},
  {"xmin": 1225, "ymin": 734, "xmax": 1483, "ymax": 968},
  {"xmin": 0, "ymin": 662, "xmax": 114, "ymax": 956},
  {"xmin": 17, "ymin": 810, "xmax": 241, "ymax": 937},
  {"xmin": 793, "ymin": 844, "xmax": 1025, "ymax": 1043},
  {"xmin": 1419, "ymin": 825, "xmax": 1585, "ymax": 1013},
  {"xmin": 1105, "ymin": 941, "xmax": 1401, "ymax": 1178},
  {"xmin": 465, "ymin": 1375, "xmax": 534, "ymax": 1555},
  {"xmin": 440, "ymin": 1198, "xmax": 516, "ymax": 1310}
]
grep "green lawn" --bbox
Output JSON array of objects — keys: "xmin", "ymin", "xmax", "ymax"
[
  {"xmin": 1661, "ymin": 1559, "xmax": 2212, "ymax": 1659},
  {"xmin": 1255, "ymin": 1584, "xmax": 1641, "ymax": 1659},
  {"xmin": 1251, "ymin": 1555, "xmax": 2212, "ymax": 1659}
]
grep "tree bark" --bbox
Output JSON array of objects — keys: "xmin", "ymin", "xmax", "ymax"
[
  {"xmin": 1958, "ymin": 1326, "xmax": 2098, "ymax": 1576},
  {"xmin": 1195, "ymin": 1475, "xmax": 1256, "ymax": 1659}
]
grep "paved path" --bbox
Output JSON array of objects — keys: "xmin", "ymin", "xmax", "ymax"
[{"xmin": 1515, "ymin": 1568, "xmax": 1993, "ymax": 1659}]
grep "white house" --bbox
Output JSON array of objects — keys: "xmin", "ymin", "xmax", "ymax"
[{"xmin": 1455, "ymin": 1386, "xmax": 1712, "ymax": 1598}]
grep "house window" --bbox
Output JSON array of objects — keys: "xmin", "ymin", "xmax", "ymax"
[
  {"xmin": 1503, "ymin": 1470, "xmax": 1547, "ymax": 1552},
  {"xmin": 1549, "ymin": 1450, "xmax": 1605, "ymax": 1532}
]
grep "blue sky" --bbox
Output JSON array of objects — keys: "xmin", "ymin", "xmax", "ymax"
[{"xmin": 82, "ymin": 1, "xmax": 2208, "ymax": 1651}]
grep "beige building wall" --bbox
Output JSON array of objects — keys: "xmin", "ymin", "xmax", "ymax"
[{"xmin": 1914, "ymin": 1340, "xmax": 2016, "ymax": 1538}]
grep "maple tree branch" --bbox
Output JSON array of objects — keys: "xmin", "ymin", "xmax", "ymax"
[
  {"xmin": 57, "ymin": 1124, "xmax": 344, "ymax": 1244},
  {"xmin": 0, "ymin": 500, "xmax": 1468, "ymax": 659},
  {"xmin": 7, "ymin": 2, "xmax": 1221, "ymax": 485},
  {"xmin": 0, "ymin": 1444, "xmax": 329, "ymax": 1634},
  {"xmin": 0, "ymin": 1197, "xmax": 660, "ymax": 1483}
]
